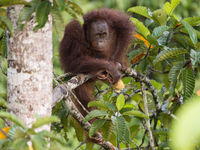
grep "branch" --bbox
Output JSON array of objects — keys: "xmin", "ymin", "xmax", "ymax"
[
  {"xmin": 52, "ymin": 74, "xmax": 91, "ymax": 107},
  {"xmin": 125, "ymin": 68, "xmax": 161, "ymax": 113},
  {"xmin": 53, "ymin": 68, "xmax": 161, "ymax": 149},
  {"xmin": 53, "ymin": 74, "xmax": 115, "ymax": 150},
  {"xmin": 141, "ymin": 82, "xmax": 155, "ymax": 150}
]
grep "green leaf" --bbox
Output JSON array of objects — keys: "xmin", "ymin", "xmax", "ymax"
[
  {"xmin": 18, "ymin": 0, "xmax": 39, "ymax": 30},
  {"xmin": 40, "ymin": 131, "xmax": 67, "ymax": 145},
  {"xmin": 88, "ymin": 101, "xmax": 115, "ymax": 112},
  {"xmin": 0, "ymin": 139, "xmax": 10, "ymax": 149},
  {"xmin": 84, "ymin": 110, "xmax": 108, "ymax": 122},
  {"xmin": 123, "ymin": 123, "xmax": 130, "ymax": 144},
  {"xmin": 182, "ymin": 68, "xmax": 195, "ymax": 100},
  {"xmin": 2, "ymin": 32, "xmax": 7, "ymax": 56},
  {"xmin": 154, "ymin": 129, "xmax": 169, "ymax": 136},
  {"xmin": 13, "ymin": 138, "xmax": 29, "ymax": 150},
  {"xmin": 101, "ymin": 121, "xmax": 114, "ymax": 141},
  {"xmin": 184, "ymin": 16, "xmax": 200, "ymax": 26},
  {"xmin": 116, "ymin": 94, "xmax": 125, "ymax": 111},
  {"xmin": 0, "ymin": 0, "xmax": 29, "ymax": 6},
  {"xmin": 168, "ymin": 61, "xmax": 184, "ymax": 95},
  {"xmin": 15, "ymin": 128, "xmax": 26, "ymax": 139},
  {"xmin": 128, "ymin": 6, "xmax": 152, "ymax": 19},
  {"xmin": 152, "ymin": 25, "xmax": 169, "ymax": 38},
  {"xmin": 163, "ymin": 0, "xmax": 180, "ymax": 15},
  {"xmin": 0, "ymin": 16, "xmax": 13, "ymax": 36},
  {"xmin": 150, "ymin": 80, "xmax": 162, "ymax": 90},
  {"xmin": 0, "ymin": 112, "xmax": 26, "ymax": 129},
  {"xmin": 31, "ymin": 134, "xmax": 47, "ymax": 150},
  {"xmin": 190, "ymin": 49, "xmax": 200, "ymax": 67},
  {"xmin": 123, "ymin": 110, "xmax": 148, "ymax": 118},
  {"xmin": 169, "ymin": 62, "xmax": 184, "ymax": 82},
  {"xmin": 55, "ymin": 0, "xmax": 65, "ymax": 11},
  {"xmin": 153, "ymin": 9, "xmax": 168, "ymax": 25},
  {"xmin": 68, "ymin": 1, "xmax": 83, "ymax": 15},
  {"xmin": 181, "ymin": 20, "xmax": 197, "ymax": 46},
  {"xmin": 34, "ymin": 0, "xmax": 51, "ymax": 31},
  {"xmin": 111, "ymin": 116, "xmax": 126, "ymax": 144},
  {"xmin": 123, "ymin": 104, "xmax": 135, "ymax": 109},
  {"xmin": 8, "ymin": 125, "xmax": 18, "ymax": 139},
  {"xmin": 0, "ymin": 99, "xmax": 10, "ymax": 109},
  {"xmin": 0, "ymin": 28, "xmax": 4, "ymax": 37},
  {"xmin": 64, "ymin": 2, "xmax": 83, "ymax": 24},
  {"xmin": 89, "ymin": 119, "xmax": 106, "ymax": 138},
  {"xmin": 71, "ymin": 117, "xmax": 85, "ymax": 142},
  {"xmin": 32, "ymin": 116, "xmax": 60, "ymax": 129},
  {"xmin": 153, "ymin": 47, "xmax": 188, "ymax": 64},
  {"xmin": 131, "ymin": 17, "xmax": 150, "ymax": 38},
  {"xmin": 173, "ymin": 34, "xmax": 194, "ymax": 48},
  {"xmin": 51, "ymin": 7, "xmax": 65, "ymax": 41}
]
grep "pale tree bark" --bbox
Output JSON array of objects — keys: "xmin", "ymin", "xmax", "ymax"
[{"xmin": 7, "ymin": 6, "xmax": 52, "ymax": 131}]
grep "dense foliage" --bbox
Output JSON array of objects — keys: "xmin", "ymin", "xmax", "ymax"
[{"xmin": 0, "ymin": 0, "xmax": 200, "ymax": 150}]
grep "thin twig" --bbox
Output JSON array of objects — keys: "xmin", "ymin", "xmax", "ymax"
[
  {"xmin": 139, "ymin": 129, "xmax": 147, "ymax": 147},
  {"xmin": 149, "ymin": 67, "xmax": 169, "ymax": 74},
  {"xmin": 53, "ymin": 72, "xmax": 73, "ymax": 80},
  {"xmin": 125, "ymin": 68, "xmax": 161, "ymax": 113},
  {"xmin": 74, "ymin": 142, "xmax": 85, "ymax": 150},
  {"xmin": 141, "ymin": 82, "xmax": 155, "ymax": 150}
]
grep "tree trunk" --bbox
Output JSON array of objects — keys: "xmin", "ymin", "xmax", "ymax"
[{"xmin": 7, "ymin": 6, "xmax": 52, "ymax": 130}]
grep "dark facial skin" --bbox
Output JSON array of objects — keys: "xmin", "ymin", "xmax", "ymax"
[
  {"xmin": 88, "ymin": 20, "xmax": 121, "ymax": 83},
  {"xmin": 89, "ymin": 20, "xmax": 110, "ymax": 53}
]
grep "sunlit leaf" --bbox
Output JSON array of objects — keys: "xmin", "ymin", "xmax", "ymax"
[
  {"xmin": 163, "ymin": 0, "xmax": 180, "ymax": 15},
  {"xmin": 153, "ymin": 9, "xmax": 168, "ymax": 25},
  {"xmin": 181, "ymin": 20, "xmax": 197, "ymax": 46},
  {"xmin": 0, "ymin": 112, "xmax": 26, "ymax": 129},
  {"xmin": 128, "ymin": 6, "xmax": 152, "ymax": 19},
  {"xmin": 116, "ymin": 94, "xmax": 125, "ymax": 111},
  {"xmin": 123, "ymin": 110, "xmax": 148, "ymax": 118},
  {"xmin": 131, "ymin": 18, "xmax": 150, "ymax": 38},
  {"xmin": 32, "ymin": 116, "xmax": 60, "ymax": 129}
]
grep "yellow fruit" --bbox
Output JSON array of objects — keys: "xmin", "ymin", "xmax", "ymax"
[{"xmin": 113, "ymin": 80, "xmax": 125, "ymax": 93}]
